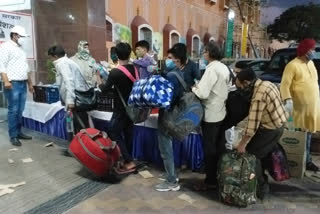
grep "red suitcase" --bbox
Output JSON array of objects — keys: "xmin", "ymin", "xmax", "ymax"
[{"xmin": 68, "ymin": 128, "xmax": 121, "ymax": 177}]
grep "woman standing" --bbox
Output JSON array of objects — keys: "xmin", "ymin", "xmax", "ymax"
[{"xmin": 192, "ymin": 41, "xmax": 230, "ymax": 190}]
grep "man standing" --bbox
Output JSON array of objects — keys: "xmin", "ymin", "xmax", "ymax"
[
  {"xmin": 0, "ymin": 25, "xmax": 34, "ymax": 146},
  {"xmin": 280, "ymin": 38, "xmax": 320, "ymax": 172},
  {"xmin": 236, "ymin": 68, "xmax": 287, "ymax": 199}
]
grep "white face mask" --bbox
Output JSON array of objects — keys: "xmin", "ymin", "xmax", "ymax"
[{"xmin": 17, "ymin": 37, "xmax": 25, "ymax": 46}]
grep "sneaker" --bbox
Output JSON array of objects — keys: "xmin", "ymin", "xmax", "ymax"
[
  {"xmin": 155, "ymin": 181, "xmax": 180, "ymax": 192},
  {"xmin": 158, "ymin": 173, "xmax": 179, "ymax": 182},
  {"xmin": 306, "ymin": 162, "xmax": 320, "ymax": 172}
]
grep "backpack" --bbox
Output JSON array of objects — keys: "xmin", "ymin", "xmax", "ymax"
[
  {"xmin": 158, "ymin": 72, "xmax": 204, "ymax": 141},
  {"xmin": 266, "ymin": 144, "xmax": 290, "ymax": 182},
  {"xmin": 217, "ymin": 151, "xmax": 258, "ymax": 207},
  {"xmin": 116, "ymin": 65, "xmax": 151, "ymax": 123}
]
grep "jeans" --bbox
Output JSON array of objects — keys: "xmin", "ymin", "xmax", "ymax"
[
  {"xmin": 201, "ymin": 120, "xmax": 224, "ymax": 185},
  {"xmin": 158, "ymin": 128, "xmax": 177, "ymax": 183},
  {"xmin": 108, "ymin": 111, "xmax": 134, "ymax": 163},
  {"xmin": 246, "ymin": 126, "xmax": 284, "ymax": 188},
  {"xmin": 4, "ymin": 81, "xmax": 27, "ymax": 139}
]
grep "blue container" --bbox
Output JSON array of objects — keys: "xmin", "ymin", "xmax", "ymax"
[{"xmin": 46, "ymin": 86, "xmax": 60, "ymax": 104}]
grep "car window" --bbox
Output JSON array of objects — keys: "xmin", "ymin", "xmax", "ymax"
[{"xmin": 268, "ymin": 51, "xmax": 296, "ymax": 72}]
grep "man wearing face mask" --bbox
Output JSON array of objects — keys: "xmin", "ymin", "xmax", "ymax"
[
  {"xmin": 236, "ymin": 68, "xmax": 287, "ymax": 199},
  {"xmin": 70, "ymin": 41, "xmax": 99, "ymax": 132},
  {"xmin": 280, "ymin": 38, "xmax": 320, "ymax": 172},
  {"xmin": 0, "ymin": 25, "xmax": 34, "ymax": 146}
]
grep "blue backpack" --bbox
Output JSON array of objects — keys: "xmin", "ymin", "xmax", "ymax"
[{"xmin": 159, "ymin": 72, "xmax": 203, "ymax": 141}]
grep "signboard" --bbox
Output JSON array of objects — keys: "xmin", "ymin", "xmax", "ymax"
[
  {"xmin": 225, "ymin": 18, "xmax": 234, "ymax": 58},
  {"xmin": 241, "ymin": 23, "xmax": 249, "ymax": 57},
  {"xmin": 0, "ymin": 10, "xmax": 36, "ymax": 59},
  {"xmin": 0, "ymin": 0, "xmax": 31, "ymax": 11}
]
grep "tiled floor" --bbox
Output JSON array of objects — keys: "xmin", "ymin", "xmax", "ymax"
[{"xmin": 67, "ymin": 157, "xmax": 320, "ymax": 214}]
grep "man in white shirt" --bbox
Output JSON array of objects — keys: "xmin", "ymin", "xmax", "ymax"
[{"xmin": 0, "ymin": 26, "xmax": 34, "ymax": 146}]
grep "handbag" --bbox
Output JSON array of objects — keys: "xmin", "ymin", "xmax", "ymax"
[
  {"xmin": 74, "ymin": 67, "xmax": 97, "ymax": 111},
  {"xmin": 75, "ymin": 87, "xmax": 97, "ymax": 111}
]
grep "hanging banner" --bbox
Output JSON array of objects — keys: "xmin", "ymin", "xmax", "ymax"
[
  {"xmin": 225, "ymin": 18, "xmax": 234, "ymax": 58},
  {"xmin": 113, "ymin": 23, "xmax": 132, "ymax": 45},
  {"xmin": 0, "ymin": 10, "xmax": 35, "ymax": 59},
  {"xmin": 241, "ymin": 23, "xmax": 249, "ymax": 57},
  {"xmin": 152, "ymin": 32, "xmax": 163, "ymax": 60}
]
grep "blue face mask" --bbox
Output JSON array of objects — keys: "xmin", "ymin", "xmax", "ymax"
[
  {"xmin": 165, "ymin": 59, "xmax": 176, "ymax": 71},
  {"xmin": 306, "ymin": 51, "xmax": 315, "ymax": 61},
  {"xmin": 203, "ymin": 59, "xmax": 209, "ymax": 66}
]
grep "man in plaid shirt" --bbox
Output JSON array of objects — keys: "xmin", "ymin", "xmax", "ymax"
[{"xmin": 235, "ymin": 68, "xmax": 287, "ymax": 200}]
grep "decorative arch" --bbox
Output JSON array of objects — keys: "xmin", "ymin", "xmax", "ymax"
[
  {"xmin": 131, "ymin": 16, "xmax": 153, "ymax": 50},
  {"xmin": 163, "ymin": 23, "xmax": 180, "ymax": 57},
  {"xmin": 186, "ymin": 28, "xmax": 200, "ymax": 59},
  {"xmin": 203, "ymin": 32, "xmax": 215, "ymax": 46}
]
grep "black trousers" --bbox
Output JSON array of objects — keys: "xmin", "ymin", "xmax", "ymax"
[
  {"xmin": 201, "ymin": 120, "xmax": 224, "ymax": 185},
  {"xmin": 108, "ymin": 111, "xmax": 134, "ymax": 163},
  {"xmin": 246, "ymin": 126, "xmax": 284, "ymax": 187},
  {"xmin": 73, "ymin": 110, "xmax": 89, "ymax": 133}
]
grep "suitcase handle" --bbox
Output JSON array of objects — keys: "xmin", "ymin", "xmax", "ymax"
[{"xmin": 80, "ymin": 129, "xmax": 117, "ymax": 150}]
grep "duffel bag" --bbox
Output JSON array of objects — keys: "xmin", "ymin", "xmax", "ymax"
[
  {"xmin": 68, "ymin": 128, "xmax": 121, "ymax": 177},
  {"xmin": 142, "ymin": 75, "xmax": 174, "ymax": 109}
]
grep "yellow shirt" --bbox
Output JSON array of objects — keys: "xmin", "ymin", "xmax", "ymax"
[{"xmin": 280, "ymin": 57, "xmax": 320, "ymax": 132}]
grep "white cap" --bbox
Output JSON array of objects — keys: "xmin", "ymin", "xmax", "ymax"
[{"xmin": 11, "ymin": 25, "xmax": 28, "ymax": 37}]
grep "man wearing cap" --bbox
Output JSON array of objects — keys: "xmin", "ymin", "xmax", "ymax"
[
  {"xmin": 280, "ymin": 38, "xmax": 320, "ymax": 172},
  {"xmin": 0, "ymin": 25, "xmax": 34, "ymax": 146}
]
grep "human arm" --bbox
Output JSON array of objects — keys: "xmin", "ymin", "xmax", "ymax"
[
  {"xmin": 133, "ymin": 56, "xmax": 153, "ymax": 68},
  {"xmin": 192, "ymin": 66, "xmax": 217, "ymax": 99},
  {"xmin": 237, "ymin": 100, "xmax": 265, "ymax": 153},
  {"xmin": 27, "ymin": 72, "xmax": 34, "ymax": 93},
  {"xmin": 0, "ymin": 46, "xmax": 12, "ymax": 89},
  {"xmin": 58, "ymin": 63, "xmax": 76, "ymax": 109},
  {"xmin": 99, "ymin": 69, "xmax": 115, "ymax": 93},
  {"xmin": 280, "ymin": 63, "xmax": 295, "ymax": 101}
]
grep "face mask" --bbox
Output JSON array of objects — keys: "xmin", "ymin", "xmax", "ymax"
[
  {"xmin": 165, "ymin": 59, "xmax": 176, "ymax": 71},
  {"xmin": 306, "ymin": 51, "xmax": 315, "ymax": 61},
  {"xmin": 111, "ymin": 54, "xmax": 118, "ymax": 62},
  {"xmin": 203, "ymin": 59, "xmax": 209, "ymax": 66},
  {"xmin": 17, "ymin": 37, "xmax": 25, "ymax": 46}
]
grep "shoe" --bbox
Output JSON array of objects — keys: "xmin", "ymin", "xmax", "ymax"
[
  {"xmin": 155, "ymin": 181, "xmax": 180, "ymax": 192},
  {"xmin": 158, "ymin": 173, "xmax": 179, "ymax": 182},
  {"xmin": 257, "ymin": 183, "xmax": 270, "ymax": 200},
  {"xmin": 18, "ymin": 133, "xmax": 32, "ymax": 140},
  {"xmin": 306, "ymin": 162, "xmax": 320, "ymax": 172},
  {"xmin": 10, "ymin": 138, "xmax": 22, "ymax": 146}
]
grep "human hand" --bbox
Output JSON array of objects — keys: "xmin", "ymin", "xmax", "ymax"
[
  {"xmin": 4, "ymin": 81, "xmax": 12, "ymax": 89},
  {"xmin": 284, "ymin": 99, "xmax": 293, "ymax": 113},
  {"xmin": 236, "ymin": 141, "xmax": 247, "ymax": 153},
  {"xmin": 28, "ymin": 84, "xmax": 34, "ymax": 93},
  {"xmin": 67, "ymin": 104, "xmax": 75, "ymax": 111}
]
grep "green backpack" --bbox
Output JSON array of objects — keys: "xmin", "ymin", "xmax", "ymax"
[{"xmin": 217, "ymin": 151, "xmax": 258, "ymax": 207}]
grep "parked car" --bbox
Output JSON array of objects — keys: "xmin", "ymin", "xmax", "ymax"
[
  {"xmin": 246, "ymin": 59, "xmax": 269, "ymax": 76},
  {"xmin": 259, "ymin": 47, "xmax": 320, "ymax": 84}
]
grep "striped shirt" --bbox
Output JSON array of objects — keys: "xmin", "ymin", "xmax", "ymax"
[
  {"xmin": 0, "ymin": 40, "xmax": 29, "ymax": 81},
  {"xmin": 245, "ymin": 79, "xmax": 287, "ymax": 137}
]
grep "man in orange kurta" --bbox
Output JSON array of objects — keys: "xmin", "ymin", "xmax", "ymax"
[{"xmin": 280, "ymin": 38, "xmax": 320, "ymax": 172}]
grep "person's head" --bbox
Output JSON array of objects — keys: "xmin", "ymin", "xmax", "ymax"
[
  {"xmin": 115, "ymin": 42, "xmax": 132, "ymax": 61},
  {"xmin": 234, "ymin": 61, "xmax": 249, "ymax": 76},
  {"xmin": 77, "ymin": 40, "xmax": 90, "ymax": 60},
  {"xmin": 203, "ymin": 41, "xmax": 223, "ymax": 64},
  {"xmin": 110, "ymin": 47, "xmax": 118, "ymax": 63},
  {"xmin": 135, "ymin": 40, "xmax": 149, "ymax": 58},
  {"xmin": 235, "ymin": 67, "xmax": 257, "ymax": 90},
  {"xmin": 297, "ymin": 38, "xmax": 316, "ymax": 61},
  {"xmin": 165, "ymin": 52, "xmax": 176, "ymax": 71},
  {"xmin": 48, "ymin": 45, "xmax": 66, "ymax": 61},
  {"xmin": 168, "ymin": 43, "xmax": 187, "ymax": 69},
  {"xmin": 10, "ymin": 25, "xmax": 28, "ymax": 46}
]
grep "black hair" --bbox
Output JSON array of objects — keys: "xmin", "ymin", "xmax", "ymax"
[
  {"xmin": 115, "ymin": 42, "xmax": 131, "ymax": 60},
  {"xmin": 204, "ymin": 41, "xmax": 223, "ymax": 61},
  {"xmin": 135, "ymin": 40, "xmax": 150, "ymax": 51},
  {"xmin": 48, "ymin": 45, "xmax": 65, "ymax": 58},
  {"xmin": 236, "ymin": 67, "xmax": 257, "ymax": 82},
  {"xmin": 168, "ymin": 43, "xmax": 187, "ymax": 65},
  {"xmin": 110, "ymin": 47, "xmax": 117, "ymax": 55},
  {"xmin": 10, "ymin": 32, "xmax": 17, "ymax": 39}
]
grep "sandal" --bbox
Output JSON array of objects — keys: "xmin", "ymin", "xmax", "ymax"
[{"xmin": 114, "ymin": 166, "xmax": 137, "ymax": 175}]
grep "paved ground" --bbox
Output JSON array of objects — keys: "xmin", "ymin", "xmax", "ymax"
[{"xmin": 67, "ymin": 157, "xmax": 320, "ymax": 214}]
